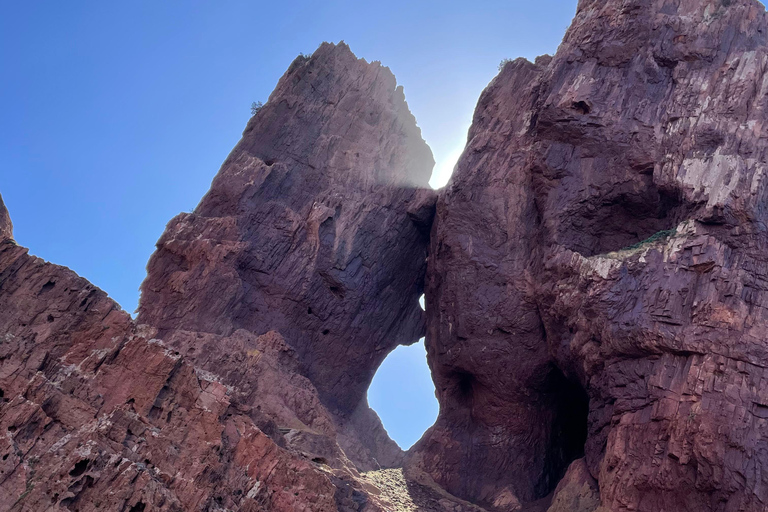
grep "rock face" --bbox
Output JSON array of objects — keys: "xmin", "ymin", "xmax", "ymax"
[
  {"xmin": 0, "ymin": 194, "xmax": 12, "ymax": 240},
  {"xmin": 0, "ymin": 241, "xmax": 363, "ymax": 511},
  {"xmin": 414, "ymin": 0, "xmax": 768, "ymax": 511},
  {"xmin": 0, "ymin": 43, "xmax": 480, "ymax": 512},
  {"xmin": 137, "ymin": 42, "xmax": 435, "ymax": 470}
]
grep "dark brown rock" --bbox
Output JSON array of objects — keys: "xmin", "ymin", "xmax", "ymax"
[
  {"xmin": 415, "ymin": 0, "xmax": 768, "ymax": 511},
  {"xmin": 0, "ymin": 194, "xmax": 12, "ymax": 240}
]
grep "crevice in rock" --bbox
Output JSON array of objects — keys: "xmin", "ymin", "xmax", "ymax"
[
  {"xmin": 536, "ymin": 365, "xmax": 589, "ymax": 498},
  {"xmin": 449, "ymin": 370, "xmax": 477, "ymax": 408},
  {"xmin": 128, "ymin": 502, "xmax": 146, "ymax": 512},
  {"xmin": 571, "ymin": 100, "xmax": 591, "ymax": 115},
  {"xmin": 68, "ymin": 459, "xmax": 90, "ymax": 478},
  {"xmin": 39, "ymin": 280, "xmax": 56, "ymax": 294}
]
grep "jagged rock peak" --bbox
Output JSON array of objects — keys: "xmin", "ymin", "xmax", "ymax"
[
  {"xmin": 138, "ymin": 41, "xmax": 436, "ymax": 471},
  {"xmin": 240, "ymin": 41, "xmax": 434, "ymax": 190},
  {"xmin": 0, "ymin": 193, "xmax": 12, "ymax": 240},
  {"xmin": 0, "ymin": 43, "xmax": 476, "ymax": 512}
]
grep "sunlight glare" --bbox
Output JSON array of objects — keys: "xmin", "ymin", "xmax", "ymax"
[{"xmin": 429, "ymin": 143, "xmax": 465, "ymax": 189}]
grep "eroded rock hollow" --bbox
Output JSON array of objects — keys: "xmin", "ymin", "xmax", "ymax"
[{"xmin": 4, "ymin": 0, "xmax": 768, "ymax": 510}]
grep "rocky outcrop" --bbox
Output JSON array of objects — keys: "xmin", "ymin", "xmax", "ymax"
[
  {"xmin": 0, "ymin": 43, "xmax": 475, "ymax": 512},
  {"xmin": 545, "ymin": 459, "xmax": 599, "ymax": 512},
  {"xmin": 414, "ymin": 0, "xmax": 768, "ymax": 511},
  {"xmin": 0, "ymin": 194, "xmax": 12, "ymax": 240},
  {"xmin": 137, "ymin": 41, "xmax": 435, "ymax": 470},
  {"xmin": 0, "ymin": 239, "xmax": 387, "ymax": 511}
]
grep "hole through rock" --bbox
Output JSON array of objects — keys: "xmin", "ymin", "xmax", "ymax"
[
  {"xmin": 368, "ymin": 293, "xmax": 437, "ymax": 449},
  {"xmin": 368, "ymin": 337, "xmax": 438, "ymax": 449}
]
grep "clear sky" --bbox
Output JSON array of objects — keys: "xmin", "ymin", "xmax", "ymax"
[{"xmin": 1, "ymin": 0, "xmax": 577, "ymax": 449}]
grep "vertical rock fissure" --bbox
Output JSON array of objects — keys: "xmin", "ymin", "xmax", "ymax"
[{"xmin": 536, "ymin": 364, "xmax": 589, "ymax": 498}]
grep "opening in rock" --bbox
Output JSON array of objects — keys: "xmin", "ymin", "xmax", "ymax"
[
  {"xmin": 39, "ymin": 280, "xmax": 56, "ymax": 294},
  {"xmin": 571, "ymin": 100, "xmax": 591, "ymax": 115},
  {"xmin": 69, "ymin": 459, "xmax": 90, "ymax": 478},
  {"xmin": 537, "ymin": 365, "xmax": 589, "ymax": 497},
  {"xmin": 430, "ymin": 138, "xmax": 466, "ymax": 189},
  {"xmin": 368, "ymin": 338, "xmax": 438, "ymax": 449}
]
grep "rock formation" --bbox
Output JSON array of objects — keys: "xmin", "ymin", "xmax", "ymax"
[
  {"xmin": 137, "ymin": 41, "xmax": 435, "ymax": 471},
  {"xmin": 413, "ymin": 0, "xmax": 768, "ymax": 511},
  {"xmin": 6, "ymin": 0, "xmax": 768, "ymax": 510},
  {"xmin": 0, "ymin": 239, "xmax": 360, "ymax": 511}
]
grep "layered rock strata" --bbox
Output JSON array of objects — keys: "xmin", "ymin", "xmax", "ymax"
[
  {"xmin": 6, "ymin": 0, "xmax": 768, "ymax": 510},
  {"xmin": 414, "ymin": 0, "xmax": 768, "ymax": 511},
  {"xmin": 0, "ymin": 237, "xmax": 367, "ymax": 511}
]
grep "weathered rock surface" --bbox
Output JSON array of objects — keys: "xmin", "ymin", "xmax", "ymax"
[
  {"xmin": 546, "ymin": 459, "xmax": 599, "ymax": 512},
  {"xmin": 0, "ymin": 239, "xmax": 390, "ymax": 511},
  {"xmin": 0, "ymin": 235, "xmax": 481, "ymax": 511},
  {"xmin": 0, "ymin": 194, "xmax": 12, "ymax": 240},
  {"xmin": 415, "ymin": 0, "xmax": 768, "ymax": 511}
]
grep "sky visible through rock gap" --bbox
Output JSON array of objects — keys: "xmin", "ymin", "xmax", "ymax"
[{"xmin": 0, "ymin": 0, "xmax": 577, "ymax": 448}]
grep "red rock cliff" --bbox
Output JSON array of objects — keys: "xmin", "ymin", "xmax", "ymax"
[
  {"xmin": 0, "ymin": 44, "xmax": 481, "ymax": 512},
  {"xmin": 0, "ymin": 239, "xmax": 366, "ymax": 511},
  {"xmin": 414, "ymin": 0, "xmax": 768, "ymax": 511},
  {"xmin": 6, "ymin": 1, "xmax": 768, "ymax": 510}
]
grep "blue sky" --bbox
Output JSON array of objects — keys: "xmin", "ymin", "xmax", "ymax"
[{"xmin": 1, "ymin": 0, "xmax": 577, "ymax": 449}]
